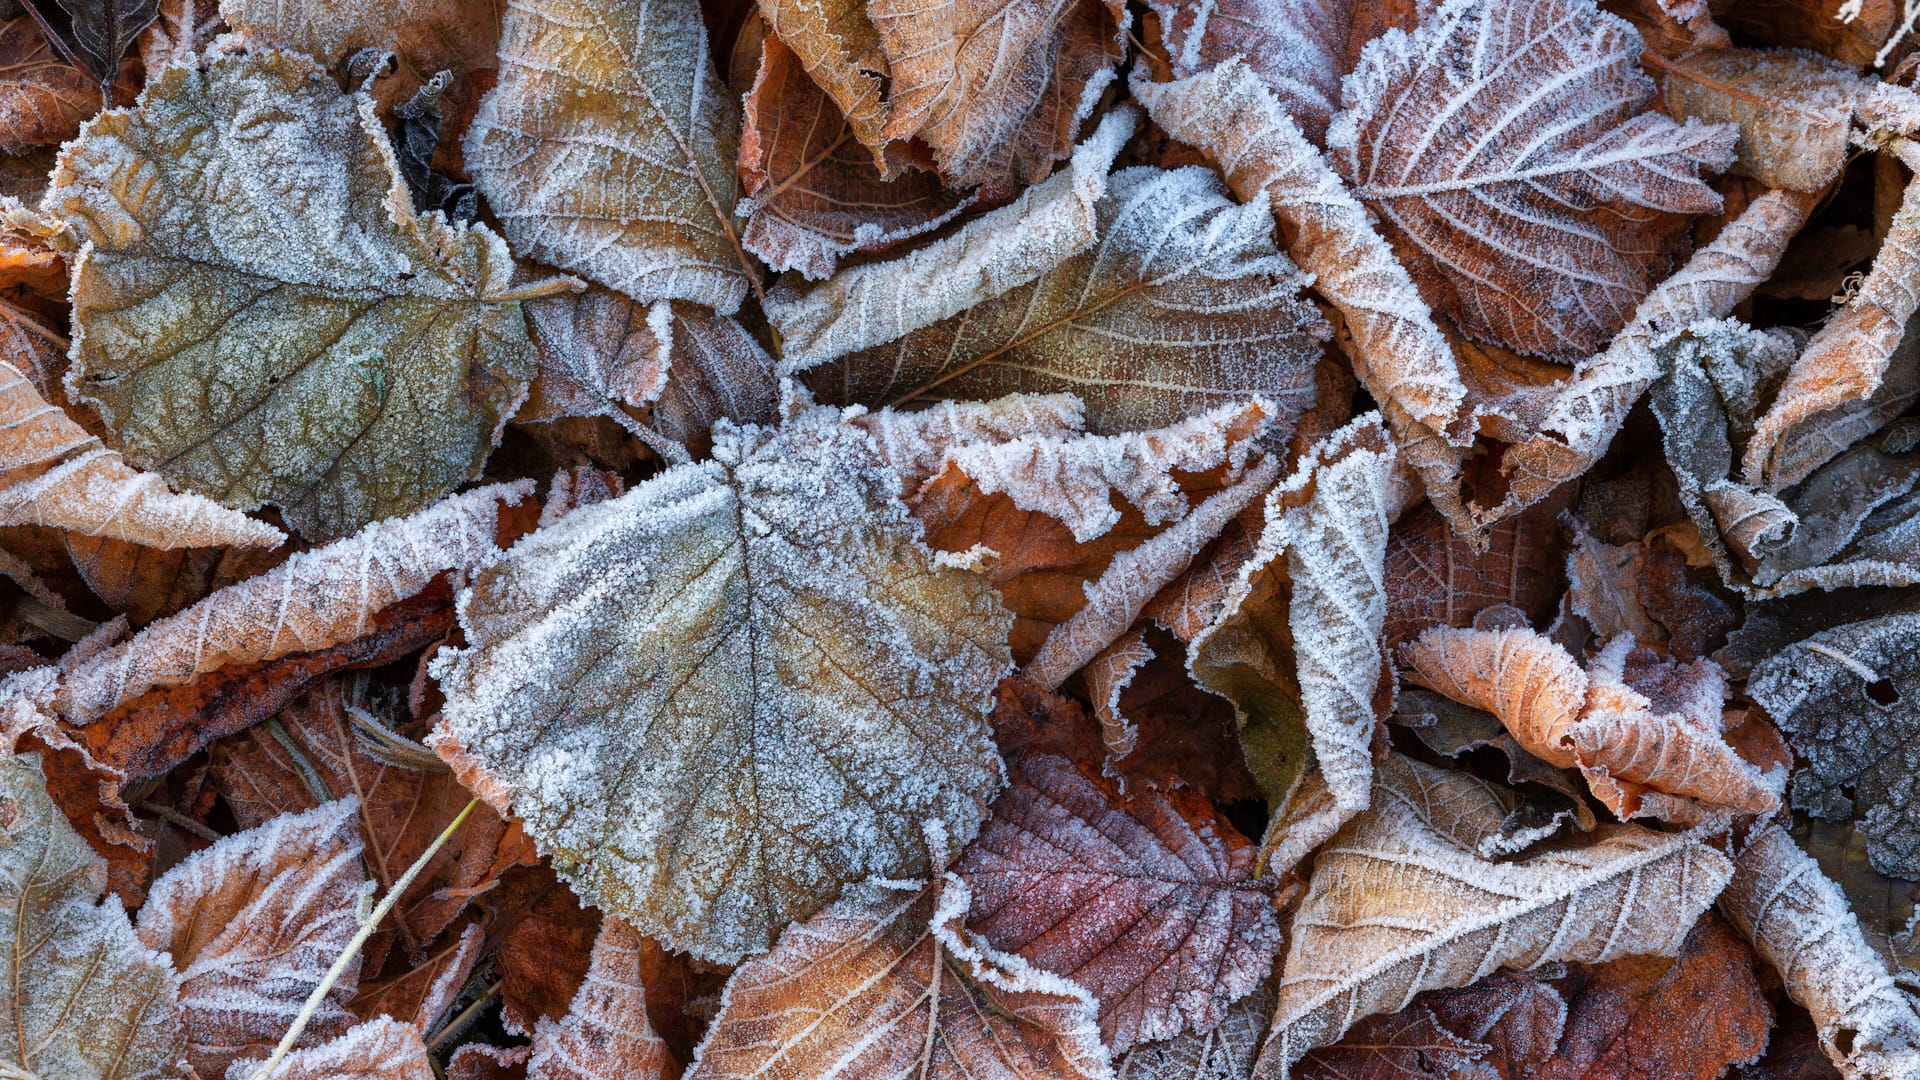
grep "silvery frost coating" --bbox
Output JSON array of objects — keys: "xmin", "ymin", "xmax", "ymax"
[{"xmin": 434, "ymin": 402, "xmax": 1014, "ymax": 962}]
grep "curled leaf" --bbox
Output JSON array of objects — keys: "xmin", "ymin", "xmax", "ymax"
[{"xmin": 527, "ymin": 918, "xmax": 674, "ymax": 1080}]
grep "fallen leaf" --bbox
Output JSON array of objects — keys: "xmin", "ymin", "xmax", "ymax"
[
  {"xmin": 0, "ymin": 13, "xmax": 101, "ymax": 152},
  {"xmin": 1257, "ymin": 752, "xmax": 1732, "ymax": 1075},
  {"xmin": 465, "ymin": 0, "xmax": 757, "ymax": 312},
  {"xmin": 0, "ymin": 750, "xmax": 183, "ymax": 1080},
  {"xmin": 753, "ymin": 0, "xmax": 890, "ymax": 171},
  {"xmin": 136, "ymin": 798, "xmax": 371, "ymax": 1076},
  {"xmin": 1720, "ymin": 825, "xmax": 1920, "ymax": 1080},
  {"xmin": 23, "ymin": 0, "xmax": 157, "ymax": 84},
  {"xmin": 219, "ymin": 0, "xmax": 502, "ymax": 109},
  {"xmin": 1294, "ymin": 1002, "xmax": 1490, "ymax": 1079},
  {"xmin": 685, "ymin": 874, "xmax": 1110, "ymax": 1078},
  {"xmin": 1143, "ymin": 0, "xmax": 1348, "ymax": 143},
  {"xmin": 1383, "ymin": 492, "xmax": 1568, "ymax": 651},
  {"xmin": 956, "ymin": 750, "xmax": 1280, "ymax": 1051},
  {"xmin": 433, "ymin": 402, "xmax": 1012, "ymax": 962},
  {"xmin": 526, "ymin": 918, "xmax": 676, "ymax": 1080},
  {"xmin": 483, "ymin": 865, "xmax": 603, "ymax": 1038},
  {"xmin": 227, "ymin": 1014, "xmax": 437, "ymax": 1079},
  {"xmin": 1114, "ymin": 982, "xmax": 1272, "ymax": 1080},
  {"xmin": 1654, "ymin": 47, "xmax": 1868, "ymax": 193}
]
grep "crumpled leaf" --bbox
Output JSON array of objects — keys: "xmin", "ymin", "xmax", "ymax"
[
  {"xmin": 433, "ymin": 402, "xmax": 1012, "ymax": 962},
  {"xmin": 753, "ymin": 0, "xmax": 891, "ymax": 172},
  {"xmin": 35, "ymin": 48, "xmax": 559, "ymax": 542},
  {"xmin": 956, "ymin": 750, "xmax": 1281, "ymax": 1051},
  {"xmin": 136, "ymin": 798, "xmax": 371, "ymax": 1077},
  {"xmin": 1720, "ymin": 825, "xmax": 1920, "ymax": 1080},
  {"xmin": 685, "ymin": 873, "xmax": 1110, "ymax": 1079},
  {"xmin": 1114, "ymin": 982, "xmax": 1271, "ymax": 1080},
  {"xmin": 1330, "ymin": 0, "xmax": 1736, "ymax": 361},
  {"xmin": 521, "ymin": 286, "xmax": 672, "ymax": 432},
  {"xmin": 483, "ymin": 865, "xmax": 603, "ymax": 1038},
  {"xmin": 1750, "ymin": 612, "xmax": 1920, "ymax": 878},
  {"xmin": 0, "ymin": 13, "xmax": 101, "ymax": 152},
  {"xmin": 804, "ymin": 162, "xmax": 1328, "ymax": 434},
  {"xmin": 1655, "ymin": 47, "xmax": 1869, "ymax": 193},
  {"xmin": 1403, "ymin": 626, "xmax": 1780, "ymax": 821},
  {"xmin": 738, "ymin": 32, "xmax": 970, "ymax": 279},
  {"xmin": 526, "ymin": 918, "xmax": 674, "ymax": 1080},
  {"xmin": 869, "ymin": 0, "xmax": 1125, "ymax": 193},
  {"xmin": 1187, "ymin": 414, "xmax": 1397, "ymax": 867},
  {"xmin": 464, "ymin": 0, "xmax": 757, "ymax": 312},
  {"xmin": 1144, "ymin": 0, "xmax": 1348, "ymax": 143},
  {"xmin": 1258, "ymin": 752, "xmax": 1732, "ymax": 1076},
  {"xmin": 0, "ymin": 358, "xmax": 286, "ymax": 549},
  {"xmin": 643, "ymin": 302, "xmax": 781, "ymax": 456},
  {"xmin": 226, "ymin": 1015, "xmax": 436, "ymax": 1080},
  {"xmin": 769, "ymin": 108, "xmax": 1132, "ymax": 369},
  {"xmin": 0, "ymin": 750, "xmax": 184, "ymax": 1080},
  {"xmin": 56, "ymin": 480, "xmax": 528, "ymax": 726},
  {"xmin": 219, "ymin": 0, "xmax": 501, "ymax": 109}
]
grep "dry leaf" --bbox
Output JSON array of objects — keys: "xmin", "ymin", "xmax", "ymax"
[
  {"xmin": 227, "ymin": 1014, "xmax": 436, "ymax": 1080},
  {"xmin": 484, "ymin": 865, "xmax": 603, "ymax": 1038},
  {"xmin": 465, "ymin": 0, "xmax": 756, "ymax": 312},
  {"xmin": 0, "ymin": 750, "xmax": 184, "ymax": 1080},
  {"xmin": 0, "ymin": 12, "xmax": 101, "ymax": 152},
  {"xmin": 34, "ymin": 47, "xmax": 561, "ymax": 542},
  {"xmin": 956, "ymin": 750, "xmax": 1281, "ymax": 1051},
  {"xmin": 1382, "ymin": 492, "xmax": 1568, "ymax": 651},
  {"xmin": 1293, "ymin": 1002, "xmax": 1490, "ymax": 1079},
  {"xmin": 1655, "ymin": 48, "xmax": 1868, "ymax": 193},
  {"xmin": 1720, "ymin": 825, "xmax": 1920, "ymax": 1080},
  {"xmin": 136, "ymin": 798, "xmax": 371, "ymax": 1076},
  {"xmin": 524, "ymin": 918, "xmax": 676, "ymax": 1080},
  {"xmin": 433, "ymin": 403, "xmax": 1011, "ymax": 962},
  {"xmin": 1115, "ymin": 983, "xmax": 1272, "ymax": 1080},
  {"xmin": 1258, "ymin": 753, "xmax": 1732, "ymax": 1075},
  {"xmin": 1144, "ymin": 0, "xmax": 1347, "ymax": 143},
  {"xmin": 219, "ymin": 0, "xmax": 501, "ymax": 108},
  {"xmin": 686, "ymin": 873, "xmax": 1110, "ymax": 1078},
  {"xmin": 1331, "ymin": 0, "xmax": 1735, "ymax": 360},
  {"xmin": 753, "ymin": 0, "xmax": 890, "ymax": 171}
]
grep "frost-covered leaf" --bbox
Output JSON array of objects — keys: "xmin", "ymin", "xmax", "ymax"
[
  {"xmin": 1329, "ymin": 0, "xmax": 1736, "ymax": 360},
  {"xmin": 137, "ymin": 798, "xmax": 370, "ymax": 1077},
  {"xmin": 1656, "ymin": 47, "xmax": 1869, "ymax": 193},
  {"xmin": 432, "ymin": 404, "xmax": 1012, "ymax": 962},
  {"xmin": 754, "ymin": 0, "xmax": 891, "ymax": 170},
  {"xmin": 56, "ymin": 481, "xmax": 528, "ymax": 725},
  {"xmin": 1086, "ymin": 629, "xmax": 1155, "ymax": 760},
  {"xmin": 27, "ymin": 0, "xmax": 157, "ymax": 82},
  {"xmin": 226, "ymin": 1015, "xmax": 436, "ymax": 1080},
  {"xmin": 1144, "ymin": 0, "xmax": 1347, "ymax": 143},
  {"xmin": 1115, "ymin": 983, "xmax": 1271, "ymax": 1080},
  {"xmin": 464, "ymin": 0, "xmax": 756, "ymax": 312},
  {"xmin": 645, "ymin": 302, "xmax": 781, "ymax": 455},
  {"xmin": 1258, "ymin": 753, "xmax": 1732, "ymax": 1075},
  {"xmin": 0, "ymin": 359, "xmax": 286, "ymax": 549},
  {"xmin": 738, "ymin": 32, "xmax": 970, "ymax": 279},
  {"xmin": 806, "ymin": 163, "xmax": 1327, "ymax": 434},
  {"xmin": 686, "ymin": 875, "xmax": 1110, "ymax": 1079},
  {"xmin": 1187, "ymin": 414, "xmax": 1396, "ymax": 863},
  {"xmin": 1293, "ymin": 1002, "xmax": 1490, "ymax": 1079},
  {"xmin": 956, "ymin": 750, "xmax": 1281, "ymax": 1051},
  {"xmin": 1750, "ymin": 613, "xmax": 1920, "ymax": 878},
  {"xmin": 521, "ymin": 286, "xmax": 671, "ymax": 430},
  {"xmin": 769, "ymin": 108, "xmax": 1131, "ymax": 369},
  {"xmin": 0, "ymin": 13, "xmax": 100, "ymax": 152},
  {"xmin": 1720, "ymin": 825, "xmax": 1920, "ymax": 1080},
  {"xmin": 483, "ymin": 866, "xmax": 603, "ymax": 1038},
  {"xmin": 218, "ymin": 0, "xmax": 501, "ymax": 109},
  {"xmin": 870, "ymin": 0, "xmax": 1125, "ymax": 193},
  {"xmin": 37, "ymin": 48, "xmax": 556, "ymax": 542},
  {"xmin": 0, "ymin": 751, "xmax": 184, "ymax": 1080},
  {"xmin": 1382, "ymin": 493, "xmax": 1567, "ymax": 651},
  {"xmin": 526, "ymin": 918, "xmax": 674, "ymax": 1080}
]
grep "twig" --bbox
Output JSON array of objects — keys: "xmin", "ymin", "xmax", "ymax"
[
  {"xmin": 424, "ymin": 979, "xmax": 502, "ymax": 1053},
  {"xmin": 136, "ymin": 801, "xmax": 221, "ymax": 843},
  {"xmin": 247, "ymin": 799, "xmax": 479, "ymax": 1080}
]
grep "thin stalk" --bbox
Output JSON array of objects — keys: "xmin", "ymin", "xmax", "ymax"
[{"xmin": 247, "ymin": 799, "xmax": 479, "ymax": 1080}]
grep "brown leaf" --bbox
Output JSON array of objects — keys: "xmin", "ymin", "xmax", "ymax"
[
  {"xmin": 230, "ymin": 1015, "xmax": 437, "ymax": 1079},
  {"xmin": 527, "ymin": 918, "xmax": 678, "ymax": 1080},
  {"xmin": 351, "ymin": 923, "xmax": 485, "ymax": 1029},
  {"xmin": 1424, "ymin": 967, "xmax": 1569, "ymax": 1078},
  {"xmin": 136, "ymin": 799, "xmax": 369, "ymax": 1076},
  {"xmin": 220, "ymin": 0, "xmax": 501, "ymax": 112},
  {"xmin": 1383, "ymin": 493, "xmax": 1569, "ymax": 651},
  {"xmin": 1715, "ymin": 0, "xmax": 1899, "ymax": 67},
  {"xmin": 1655, "ymin": 47, "xmax": 1868, "ymax": 194},
  {"xmin": 957, "ymin": 750, "xmax": 1281, "ymax": 1051},
  {"xmin": 0, "ymin": 14, "xmax": 99, "ymax": 152},
  {"xmin": 1144, "ymin": 0, "xmax": 1348, "ymax": 143},
  {"xmin": 484, "ymin": 864, "xmax": 603, "ymax": 1037},
  {"xmin": 1293, "ymin": 1003, "xmax": 1491, "ymax": 1079},
  {"xmin": 738, "ymin": 32, "xmax": 970, "ymax": 279},
  {"xmin": 685, "ymin": 875, "xmax": 1109, "ymax": 1079}
]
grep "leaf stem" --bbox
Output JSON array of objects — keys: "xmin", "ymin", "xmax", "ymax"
[{"xmin": 247, "ymin": 798, "xmax": 479, "ymax": 1080}]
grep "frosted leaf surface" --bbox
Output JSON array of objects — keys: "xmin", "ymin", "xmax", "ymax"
[
  {"xmin": 646, "ymin": 303, "xmax": 782, "ymax": 453},
  {"xmin": 433, "ymin": 404, "xmax": 1013, "ymax": 962},
  {"xmin": 739, "ymin": 33, "xmax": 971, "ymax": 279},
  {"xmin": 464, "ymin": 0, "xmax": 756, "ymax": 312},
  {"xmin": 219, "ymin": 0, "xmax": 500, "ymax": 107},
  {"xmin": 1187, "ymin": 414, "xmax": 1398, "ymax": 851},
  {"xmin": 686, "ymin": 874, "xmax": 1110, "ymax": 1078},
  {"xmin": 806, "ymin": 164, "xmax": 1327, "ymax": 434},
  {"xmin": 1329, "ymin": 0, "xmax": 1736, "ymax": 361},
  {"xmin": 1086, "ymin": 630, "xmax": 1154, "ymax": 760},
  {"xmin": 1145, "ymin": 0, "xmax": 1347, "ymax": 143},
  {"xmin": 1720, "ymin": 825, "xmax": 1920, "ymax": 1080},
  {"xmin": 0, "ymin": 358, "xmax": 285, "ymax": 548},
  {"xmin": 58, "ymin": 481, "xmax": 529, "ymax": 725},
  {"xmin": 37, "ymin": 48, "xmax": 554, "ymax": 543},
  {"xmin": 522, "ymin": 287, "xmax": 672, "ymax": 428},
  {"xmin": 852, "ymin": 393, "xmax": 1086, "ymax": 496},
  {"xmin": 0, "ymin": 751, "xmax": 184, "ymax": 1080},
  {"xmin": 1658, "ymin": 47, "xmax": 1869, "ymax": 193},
  {"xmin": 870, "ymin": 0, "xmax": 1125, "ymax": 193},
  {"xmin": 526, "ymin": 918, "xmax": 673, "ymax": 1080},
  {"xmin": 755, "ymin": 0, "xmax": 892, "ymax": 170},
  {"xmin": 769, "ymin": 109, "xmax": 1133, "ymax": 368},
  {"xmin": 138, "ymin": 798, "xmax": 370, "ymax": 1077},
  {"xmin": 956, "ymin": 751, "xmax": 1282, "ymax": 1052},
  {"xmin": 0, "ymin": 13, "xmax": 103, "ymax": 153},
  {"xmin": 1115, "ymin": 983, "xmax": 1271, "ymax": 1080},
  {"xmin": 226, "ymin": 1016, "xmax": 435, "ymax": 1080},
  {"xmin": 1750, "ymin": 613, "xmax": 1920, "ymax": 878},
  {"xmin": 1257, "ymin": 753, "xmax": 1732, "ymax": 1076},
  {"xmin": 1401, "ymin": 627, "xmax": 1588, "ymax": 770}
]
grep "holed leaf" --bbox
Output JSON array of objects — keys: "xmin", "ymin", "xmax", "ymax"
[
  {"xmin": 37, "ymin": 48, "xmax": 559, "ymax": 542},
  {"xmin": 433, "ymin": 402, "xmax": 1013, "ymax": 962}
]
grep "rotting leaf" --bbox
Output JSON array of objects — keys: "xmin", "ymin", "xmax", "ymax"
[
  {"xmin": 433, "ymin": 402, "xmax": 1012, "ymax": 962},
  {"xmin": 32, "ymin": 48, "xmax": 565, "ymax": 541},
  {"xmin": 22, "ymin": 0, "xmax": 158, "ymax": 86}
]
